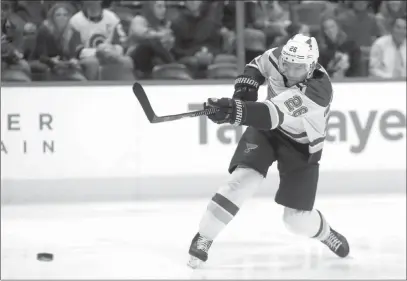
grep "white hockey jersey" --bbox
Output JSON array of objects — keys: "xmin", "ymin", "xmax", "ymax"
[
  {"xmin": 67, "ymin": 9, "xmax": 127, "ymax": 58},
  {"xmin": 246, "ymin": 47, "xmax": 333, "ymax": 154},
  {"xmin": 69, "ymin": 9, "xmax": 126, "ymax": 48}
]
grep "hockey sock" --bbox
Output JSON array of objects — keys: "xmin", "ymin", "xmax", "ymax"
[
  {"xmin": 283, "ymin": 207, "xmax": 330, "ymax": 240},
  {"xmin": 198, "ymin": 167, "xmax": 263, "ymax": 240}
]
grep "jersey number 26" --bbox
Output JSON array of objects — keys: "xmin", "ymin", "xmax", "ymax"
[{"xmin": 284, "ymin": 95, "xmax": 308, "ymax": 117}]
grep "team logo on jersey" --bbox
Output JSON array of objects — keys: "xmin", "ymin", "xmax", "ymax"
[
  {"xmin": 244, "ymin": 143, "xmax": 258, "ymax": 153},
  {"xmin": 89, "ymin": 33, "xmax": 107, "ymax": 47}
]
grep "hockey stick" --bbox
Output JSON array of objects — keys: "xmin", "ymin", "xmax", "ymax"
[{"xmin": 132, "ymin": 82, "xmax": 220, "ymax": 123}]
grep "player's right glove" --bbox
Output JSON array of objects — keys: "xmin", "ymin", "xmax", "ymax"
[
  {"xmin": 204, "ymin": 97, "xmax": 282, "ymax": 131},
  {"xmin": 233, "ymin": 75, "xmax": 260, "ymax": 102}
]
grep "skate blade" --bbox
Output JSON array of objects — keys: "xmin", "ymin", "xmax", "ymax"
[{"xmin": 187, "ymin": 256, "xmax": 204, "ymax": 269}]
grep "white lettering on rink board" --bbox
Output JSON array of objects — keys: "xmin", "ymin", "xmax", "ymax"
[{"xmin": 1, "ymin": 82, "xmax": 405, "ymax": 179}]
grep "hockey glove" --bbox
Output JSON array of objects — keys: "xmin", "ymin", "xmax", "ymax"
[
  {"xmin": 233, "ymin": 75, "xmax": 260, "ymax": 101},
  {"xmin": 204, "ymin": 98, "xmax": 242, "ymax": 125},
  {"xmin": 204, "ymin": 97, "xmax": 280, "ymax": 130}
]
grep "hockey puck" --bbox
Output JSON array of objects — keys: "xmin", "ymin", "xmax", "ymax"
[{"xmin": 37, "ymin": 253, "xmax": 53, "ymax": 262}]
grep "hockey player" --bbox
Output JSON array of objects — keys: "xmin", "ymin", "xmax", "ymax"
[{"xmin": 188, "ymin": 34, "xmax": 350, "ymax": 269}]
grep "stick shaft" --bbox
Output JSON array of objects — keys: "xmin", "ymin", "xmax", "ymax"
[{"xmin": 132, "ymin": 82, "xmax": 219, "ymax": 123}]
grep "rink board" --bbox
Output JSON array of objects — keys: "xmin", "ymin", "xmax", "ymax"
[{"xmin": 1, "ymin": 82, "xmax": 406, "ymax": 203}]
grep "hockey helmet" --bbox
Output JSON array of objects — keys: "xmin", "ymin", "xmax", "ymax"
[{"xmin": 279, "ymin": 34, "xmax": 319, "ymax": 79}]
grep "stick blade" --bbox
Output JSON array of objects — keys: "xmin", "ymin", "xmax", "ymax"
[
  {"xmin": 132, "ymin": 82, "xmax": 219, "ymax": 124},
  {"xmin": 132, "ymin": 82, "xmax": 157, "ymax": 123}
]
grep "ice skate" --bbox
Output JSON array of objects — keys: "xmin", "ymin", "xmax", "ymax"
[
  {"xmin": 187, "ymin": 233, "xmax": 213, "ymax": 269},
  {"xmin": 321, "ymin": 228, "xmax": 350, "ymax": 258}
]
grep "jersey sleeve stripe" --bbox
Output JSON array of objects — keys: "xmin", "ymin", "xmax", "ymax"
[
  {"xmin": 310, "ymin": 137, "xmax": 325, "ymax": 147},
  {"xmin": 279, "ymin": 127, "xmax": 307, "ymax": 138},
  {"xmin": 267, "ymin": 85, "xmax": 278, "ymax": 99},
  {"xmin": 262, "ymin": 100, "xmax": 282, "ymax": 130},
  {"xmin": 309, "ymin": 141, "xmax": 324, "ymax": 153},
  {"xmin": 247, "ymin": 61, "xmax": 260, "ymax": 70},
  {"xmin": 309, "ymin": 137, "xmax": 325, "ymax": 153}
]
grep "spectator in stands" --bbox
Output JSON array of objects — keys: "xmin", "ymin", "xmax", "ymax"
[
  {"xmin": 108, "ymin": 1, "xmax": 142, "ymax": 35},
  {"xmin": 7, "ymin": 1, "xmax": 50, "ymax": 60},
  {"xmin": 213, "ymin": 1, "xmax": 235, "ymax": 54},
  {"xmin": 221, "ymin": 1, "xmax": 290, "ymax": 63},
  {"xmin": 335, "ymin": 0, "xmax": 382, "ymax": 76},
  {"xmin": 13, "ymin": 1, "xmax": 48, "ymax": 26},
  {"xmin": 376, "ymin": 1, "xmax": 406, "ymax": 35},
  {"xmin": 67, "ymin": 1, "xmax": 83, "ymax": 13},
  {"xmin": 200, "ymin": 0, "xmax": 234, "ymax": 55},
  {"xmin": 66, "ymin": 1, "xmax": 134, "ymax": 80},
  {"xmin": 171, "ymin": 0, "xmax": 222, "ymax": 78},
  {"xmin": 318, "ymin": 18, "xmax": 363, "ymax": 78},
  {"xmin": 3, "ymin": 1, "xmax": 40, "ymax": 36},
  {"xmin": 1, "ymin": 1, "xmax": 37, "ymax": 57},
  {"xmin": 272, "ymin": 22, "xmax": 310, "ymax": 47},
  {"xmin": 369, "ymin": 15, "xmax": 406, "ymax": 78},
  {"xmin": 251, "ymin": 1, "xmax": 290, "ymax": 47},
  {"xmin": 220, "ymin": 1, "xmax": 266, "ymax": 63},
  {"xmin": 127, "ymin": 1, "xmax": 175, "ymax": 78},
  {"xmin": 32, "ymin": 2, "xmax": 86, "ymax": 81},
  {"xmin": 290, "ymin": 0, "xmax": 337, "ymax": 36},
  {"xmin": 337, "ymin": 1, "xmax": 381, "ymax": 49},
  {"xmin": 1, "ymin": 10, "xmax": 31, "ymax": 82},
  {"xmin": 220, "ymin": 1, "xmax": 244, "ymax": 54}
]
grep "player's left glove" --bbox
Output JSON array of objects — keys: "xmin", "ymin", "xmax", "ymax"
[
  {"xmin": 204, "ymin": 97, "xmax": 282, "ymax": 130},
  {"xmin": 233, "ymin": 75, "xmax": 260, "ymax": 102}
]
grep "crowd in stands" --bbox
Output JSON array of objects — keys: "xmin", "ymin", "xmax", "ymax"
[{"xmin": 1, "ymin": 0, "xmax": 406, "ymax": 82}]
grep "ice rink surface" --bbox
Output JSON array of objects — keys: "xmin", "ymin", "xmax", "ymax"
[{"xmin": 1, "ymin": 194, "xmax": 406, "ymax": 279}]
